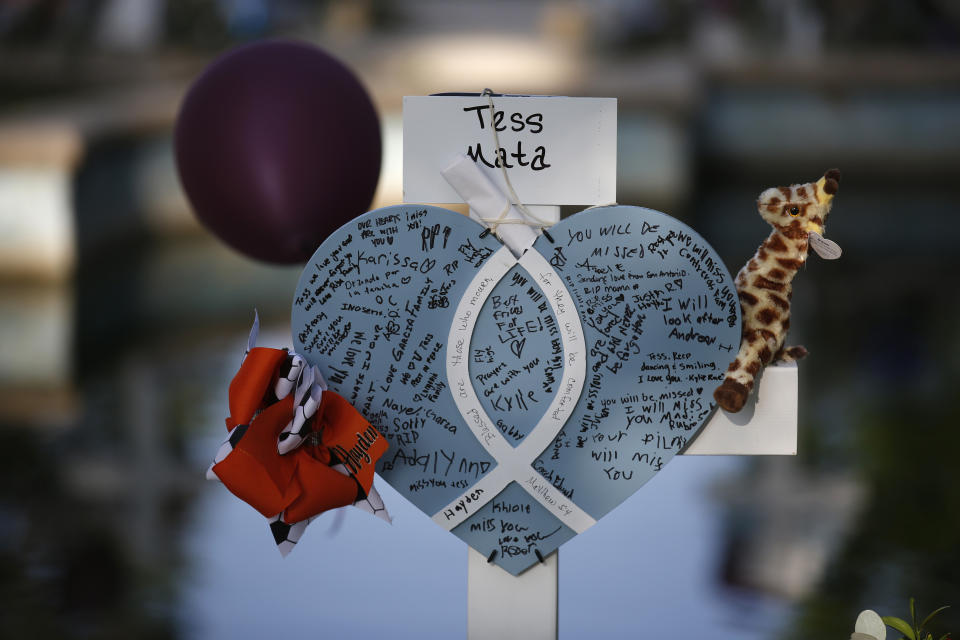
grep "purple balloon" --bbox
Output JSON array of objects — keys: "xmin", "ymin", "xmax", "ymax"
[{"xmin": 175, "ymin": 40, "xmax": 381, "ymax": 263}]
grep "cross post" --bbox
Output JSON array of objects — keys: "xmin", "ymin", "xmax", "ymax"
[{"xmin": 402, "ymin": 93, "xmax": 797, "ymax": 640}]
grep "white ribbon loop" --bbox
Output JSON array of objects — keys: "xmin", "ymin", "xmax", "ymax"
[
  {"xmin": 275, "ymin": 354, "xmax": 306, "ymax": 401},
  {"xmin": 278, "ymin": 365, "xmax": 324, "ymax": 455},
  {"xmin": 433, "ymin": 246, "xmax": 595, "ymax": 534}
]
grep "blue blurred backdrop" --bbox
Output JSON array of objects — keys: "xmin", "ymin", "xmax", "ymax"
[{"xmin": 1, "ymin": 1, "xmax": 959, "ymax": 638}]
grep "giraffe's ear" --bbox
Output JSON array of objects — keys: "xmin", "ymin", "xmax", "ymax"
[
  {"xmin": 816, "ymin": 169, "xmax": 840, "ymax": 203},
  {"xmin": 822, "ymin": 169, "xmax": 841, "ymax": 196}
]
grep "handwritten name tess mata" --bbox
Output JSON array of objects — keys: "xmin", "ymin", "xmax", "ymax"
[{"xmin": 462, "ymin": 104, "xmax": 551, "ymax": 171}]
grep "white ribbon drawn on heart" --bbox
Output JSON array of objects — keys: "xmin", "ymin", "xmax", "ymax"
[
  {"xmin": 435, "ymin": 245, "xmax": 596, "ymax": 533},
  {"xmin": 435, "ymin": 123, "xmax": 597, "ymax": 534}
]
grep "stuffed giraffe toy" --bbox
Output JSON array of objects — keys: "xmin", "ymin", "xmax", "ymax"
[{"xmin": 713, "ymin": 169, "xmax": 842, "ymax": 413}]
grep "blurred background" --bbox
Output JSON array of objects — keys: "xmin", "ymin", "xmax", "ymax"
[{"xmin": 1, "ymin": 0, "xmax": 959, "ymax": 638}]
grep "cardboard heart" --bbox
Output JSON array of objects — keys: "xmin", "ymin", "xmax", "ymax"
[{"xmin": 292, "ymin": 204, "xmax": 740, "ymax": 574}]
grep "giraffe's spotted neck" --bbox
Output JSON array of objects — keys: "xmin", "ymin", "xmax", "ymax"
[
  {"xmin": 766, "ymin": 225, "xmax": 808, "ymax": 268},
  {"xmin": 741, "ymin": 223, "xmax": 811, "ymax": 294},
  {"xmin": 714, "ymin": 169, "xmax": 841, "ymax": 414}
]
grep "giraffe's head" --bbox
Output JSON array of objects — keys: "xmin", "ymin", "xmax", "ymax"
[{"xmin": 756, "ymin": 169, "xmax": 841, "ymax": 239}]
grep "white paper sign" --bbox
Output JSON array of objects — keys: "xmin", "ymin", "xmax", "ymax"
[{"xmin": 403, "ymin": 95, "xmax": 616, "ymax": 206}]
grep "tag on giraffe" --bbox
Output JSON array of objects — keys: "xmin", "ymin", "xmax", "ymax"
[{"xmin": 809, "ymin": 231, "xmax": 842, "ymax": 260}]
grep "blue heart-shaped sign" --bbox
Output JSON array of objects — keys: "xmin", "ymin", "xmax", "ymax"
[{"xmin": 292, "ymin": 204, "xmax": 740, "ymax": 574}]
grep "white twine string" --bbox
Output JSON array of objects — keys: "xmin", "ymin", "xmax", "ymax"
[
  {"xmin": 475, "ymin": 88, "xmax": 555, "ymax": 238},
  {"xmin": 473, "ymin": 90, "xmax": 618, "ymax": 237}
]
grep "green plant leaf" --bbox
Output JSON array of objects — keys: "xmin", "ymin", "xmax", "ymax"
[
  {"xmin": 921, "ymin": 606, "xmax": 951, "ymax": 629},
  {"xmin": 937, "ymin": 633, "xmax": 950, "ymax": 640},
  {"xmin": 912, "ymin": 598, "xmax": 918, "ymax": 628},
  {"xmin": 885, "ymin": 616, "xmax": 917, "ymax": 640}
]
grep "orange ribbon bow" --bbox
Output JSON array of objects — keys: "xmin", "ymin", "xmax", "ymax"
[{"xmin": 209, "ymin": 340, "xmax": 389, "ymax": 552}]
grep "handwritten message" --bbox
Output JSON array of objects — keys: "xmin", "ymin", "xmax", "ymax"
[
  {"xmin": 461, "ymin": 104, "xmax": 550, "ymax": 171},
  {"xmin": 291, "ymin": 203, "xmax": 740, "ymax": 575},
  {"xmin": 469, "ymin": 265, "xmax": 564, "ymax": 445},
  {"xmin": 452, "ymin": 482, "xmax": 576, "ymax": 576},
  {"xmin": 292, "ymin": 205, "xmax": 503, "ymax": 517},
  {"xmin": 528, "ymin": 206, "xmax": 740, "ymax": 517}
]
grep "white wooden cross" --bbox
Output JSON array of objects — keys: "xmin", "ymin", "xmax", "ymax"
[{"xmin": 403, "ymin": 94, "xmax": 796, "ymax": 640}]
